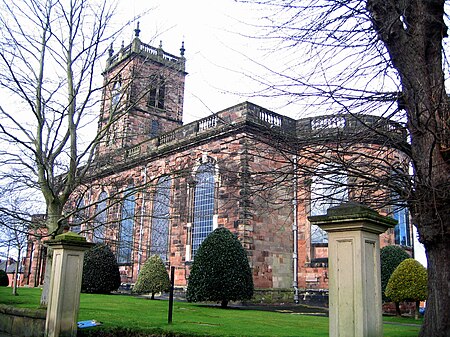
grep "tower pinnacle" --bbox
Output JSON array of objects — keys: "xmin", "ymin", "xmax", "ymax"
[{"xmin": 134, "ymin": 22, "xmax": 141, "ymax": 38}]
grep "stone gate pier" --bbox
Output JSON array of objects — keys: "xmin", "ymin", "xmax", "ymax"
[
  {"xmin": 45, "ymin": 232, "xmax": 94, "ymax": 337},
  {"xmin": 309, "ymin": 202, "xmax": 395, "ymax": 337}
]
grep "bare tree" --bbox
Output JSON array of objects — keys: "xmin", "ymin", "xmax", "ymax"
[
  {"xmin": 0, "ymin": 192, "xmax": 37, "ymax": 296},
  {"xmin": 236, "ymin": 1, "xmax": 449, "ymax": 335},
  {"xmin": 0, "ymin": 0, "xmax": 130, "ymax": 305}
]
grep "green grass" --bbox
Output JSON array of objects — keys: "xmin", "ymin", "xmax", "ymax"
[{"xmin": 0, "ymin": 287, "xmax": 421, "ymax": 336}]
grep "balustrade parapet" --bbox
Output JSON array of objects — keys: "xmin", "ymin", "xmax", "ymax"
[
  {"xmin": 297, "ymin": 113, "xmax": 408, "ymax": 142},
  {"xmin": 106, "ymin": 41, "xmax": 186, "ymax": 72},
  {"xmin": 148, "ymin": 101, "xmax": 407, "ymax": 152}
]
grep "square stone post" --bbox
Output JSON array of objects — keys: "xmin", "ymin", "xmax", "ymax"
[
  {"xmin": 308, "ymin": 202, "xmax": 395, "ymax": 337},
  {"xmin": 45, "ymin": 232, "xmax": 94, "ymax": 337}
]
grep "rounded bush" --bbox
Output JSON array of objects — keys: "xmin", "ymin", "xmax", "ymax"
[
  {"xmin": 133, "ymin": 255, "xmax": 171, "ymax": 299},
  {"xmin": 82, "ymin": 244, "xmax": 121, "ymax": 294},
  {"xmin": 380, "ymin": 245, "xmax": 410, "ymax": 301},
  {"xmin": 0, "ymin": 269, "xmax": 9, "ymax": 286},
  {"xmin": 186, "ymin": 227, "xmax": 254, "ymax": 308},
  {"xmin": 385, "ymin": 258, "xmax": 428, "ymax": 303}
]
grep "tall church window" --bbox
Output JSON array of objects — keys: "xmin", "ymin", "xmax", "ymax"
[
  {"xmin": 148, "ymin": 75, "xmax": 165, "ymax": 110},
  {"xmin": 150, "ymin": 176, "xmax": 171, "ymax": 261},
  {"xmin": 111, "ymin": 79, "xmax": 122, "ymax": 109},
  {"xmin": 118, "ymin": 186, "xmax": 135, "ymax": 264},
  {"xmin": 310, "ymin": 165, "xmax": 348, "ymax": 243},
  {"xmin": 94, "ymin": 191, "xmax": 108, "ymax": 243},
  {"xmin": 393, "ymin": 201, "xmax": 411, "ymax": 247},
  {"xmin": 72, "ymin": 198, "xmax": 84, "ymax": 233},
  {"xmin": 192, "ymin": 162, "xmax": 215, "ymax": 257}
]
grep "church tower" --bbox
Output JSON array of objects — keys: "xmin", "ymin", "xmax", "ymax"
[{"xmin": 96, "ymin": 24, "xmax": 186, "ymax": 157}]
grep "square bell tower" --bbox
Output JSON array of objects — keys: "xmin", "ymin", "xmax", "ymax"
[{"xmin": 96, "ymin": 24, "xmax": 187, "ymax": 158}]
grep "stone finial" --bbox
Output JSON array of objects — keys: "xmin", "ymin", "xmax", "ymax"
[
  {"xmin": 132, "ymin": 23, "xmax": 141, "ymax": 53},
  {"xmin": 157, "ymin": 40, "xmax": 163, "ymax": 57},
  {"xmin": 108, "ymin": 43, "xmax": 114, "ymax": 58},
  {"xmin": 180, "ymin": 41, "xmax": 185, "ymax": 57},
  {"xmin": 134, "ymin": 22, "xmax": 141, "ymax": 38}
]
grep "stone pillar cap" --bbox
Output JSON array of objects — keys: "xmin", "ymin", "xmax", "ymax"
[
  {"xmin": 308, "ymin": 202, "xmax": 396, "ymax": 234},
  {"xmin": 46, "ymin": 232, "xmax": 95, "ymax": 250}
]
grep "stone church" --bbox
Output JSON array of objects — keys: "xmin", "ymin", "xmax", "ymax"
[{"xmin": 22, "ymin": 28, "xmax": 413, "ymax": 298}]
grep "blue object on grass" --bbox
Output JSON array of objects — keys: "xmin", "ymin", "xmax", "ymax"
[{"xmin": 77, "ymin": 320, "xmax": 102, "ymax": 328}]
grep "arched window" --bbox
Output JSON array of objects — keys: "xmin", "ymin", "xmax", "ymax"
[
  {"xmin": 393, "ymin": 205, "xmax": 410, "ymax": 246},
  {"xmin": 192, "ymin": 162, "xmax": 215, "ymax": 257},
  {"xmin": 111, "ymin": 79, "xmax": 121, "ymax": 108},
  {"xmin": 94, "ymin": 191, "xmax": 108, "ymax": 243},
  {"xmin": 390, "ymin": 171, "xmax": 412, "ymax": 247},
  {"xmin": 118, "ymin": 186, "xmax": 135, "ymax": 264},
  {"xmin": 71, "ymin": 198, "xmax": 84, "ymax": 233},
  {"xmin": 392, "ymin": 196, "xmax": 411, "ymax": 246},
  {"xmin": 310, "ymin": 165, "xmax": 348, "ymax": 244},
  {"xmin": 150, "ymin": 176, "xmax": 171, "ymax": 261}
]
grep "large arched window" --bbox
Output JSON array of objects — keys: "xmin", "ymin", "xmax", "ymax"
[
  {"xmin": 192, "ymin": 162, "xmax": 215, "ymax": 257},
  {"xmin": 111, "ymin": 79, "xmax": 122, "ymax": 109},
  {"xmin": 392, "ymin": 194, "xmax": 411, "ymax": 247},
  {"xmin": 150, "ymin": 176, "xmax": 171, "ymax": 261},
  {"xmin": 71, "ymin": 198, "xmax": 84, "ymax": 233},
  {"xmin": 393, "ymin": 205, "xmax": 411, "ymax": 246},
  {"xmin": 118, "ymin": 186, "xmax": 135, "ymax": 264},
  {"xmin": 94, "ymin": 191, "xmax": 108, "ymax": 243},
  {"xmin": 310, "ymin": 165, "xmax": 348, "ymax": 244}
]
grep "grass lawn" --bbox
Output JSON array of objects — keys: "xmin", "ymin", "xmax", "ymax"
[{"xmin": 0, "ymin": 287, "xmax": 421, "ymax": 337}]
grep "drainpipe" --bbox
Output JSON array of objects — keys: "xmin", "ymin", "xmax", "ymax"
[
  {"xmin": 137, "ymin": 166, "xmax": 147, "ymax": 274},
  {"xmin": 292, "ymin": 156, "xmax": 299, "ymax": 304}
]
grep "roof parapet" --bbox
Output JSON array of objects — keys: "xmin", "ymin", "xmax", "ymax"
[{"xmin": 106, "ymin": 27, "xmax": 185, "ymax": 72}]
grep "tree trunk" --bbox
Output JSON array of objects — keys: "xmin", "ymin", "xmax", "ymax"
[
  {"xmin": 395, "ymin": 302, "xmax": 401, "ymax": 317},
  {"xmin": 151, "ymin": 292, "xmax": 155, "ymax": 300},
  {"xmin": 366, "ymin": 2, "xmax": 450, "ymax": 335},
  {"xmin": 12, "ymin": 249, "xmax": 20, "ymax": 296},
  {"xmin": 420, "ymin": 241, "xmax": 450, "ymax": 336},
  {"xmin": 415, "ymin": 301, "xmax": 420, "ymax": 321},
  {"xmin": 221, "ymin": 300, "xmax": 228, "ymax": 308}
]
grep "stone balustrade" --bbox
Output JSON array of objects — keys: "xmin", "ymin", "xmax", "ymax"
[{"xmin": 149, "ymin": 101, "xmax": 408, "ymax": 152}]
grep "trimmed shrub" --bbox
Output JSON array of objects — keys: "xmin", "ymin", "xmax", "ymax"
[
  {"xmin": 186, "ymin": 227, "xmax": 254, "ymax": 308},
  {"xmin": 380, "ymin": 245, "xmax": 410, "ymax": 301},
  {"xmin": 0, "ymin": 269, "xmax": 8, "ymax": 286},
  {"xmin": 133, "ymin": 255, "xmax": 171, "ymax": 299},
  {"xmin": 82, "ymin": 244, "xmax": 121, "ymax": 294},
  {"xmin": 385, "ymin": 258, "xmax": 428, "ymax": 318}
]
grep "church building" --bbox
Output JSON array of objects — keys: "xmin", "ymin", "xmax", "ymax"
[{"xmin": 22, "ymin": 27, "xmax": 413, "ymax": 298}]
